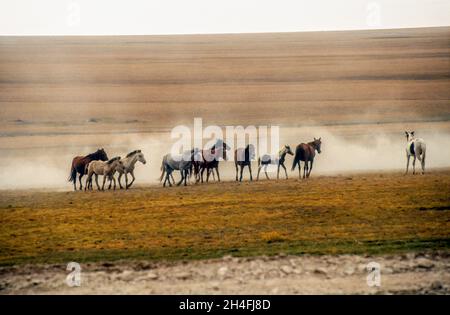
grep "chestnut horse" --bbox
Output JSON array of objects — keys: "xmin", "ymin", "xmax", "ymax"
[
  {"xmin": 291, "ymin": 138, "xmax": 322, "ymax": 179},
  {"xmin": 68, "ymin": 148, "xmax": 108, "ymax": 191}
]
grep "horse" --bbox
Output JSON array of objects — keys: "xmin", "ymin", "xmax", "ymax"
[
  {"xmin": 291, "ymin": 138, "xmax": 322, "ymax": 179},
  {"xmin": 159, "ymin": 149, "xmax": 199, "ymax": 187},
  {"xmin": 257, "ymin": 145, "xmax": 294, "ymax": 180},
  {"xmin": 235, "ymin": 144, "xmax": 256, "ymax": 181},
  {"xmin": 195, "ymin": 140, "xmax": 231, "ymax": 183},
  {"xmin": 116, "ymin": 150, "xmax": 147, "ymax": 189},
  {"xmin": 68, "ymin": 148, "xmax": 108, "ymax": 191},
  {"xmin": 85, "ymin": 156, "xmax": 124, "ymax": 191},
  {"xmin": 405, "ymin": 131, "xmax": 426, "ymax": 175}
]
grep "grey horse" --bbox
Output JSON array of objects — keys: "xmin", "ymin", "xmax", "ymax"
[{"xmin": 159, "ymin": 149, "xmax": 199, "ymax": 187}]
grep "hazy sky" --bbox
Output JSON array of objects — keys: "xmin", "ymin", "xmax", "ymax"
[{"xmin": 1, "ymin": 0, "xmax": 449, "ymax": 35}]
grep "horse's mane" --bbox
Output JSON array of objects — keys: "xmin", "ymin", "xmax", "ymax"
[
  {"xmin": 106, "ymin": 156, "xmax": 120, "ymax": 164},
  {"xmin": 126, "ymin": 150, "xmax": 141, "ymax": 158},
  {"xmin": 86, "ymin": 150, "xmax": 101, "ymax": 159}
]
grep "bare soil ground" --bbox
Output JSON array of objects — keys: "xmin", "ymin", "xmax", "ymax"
[{"xmin": 1, "ymin": 252, "xmax": 449, "ymax": 294}]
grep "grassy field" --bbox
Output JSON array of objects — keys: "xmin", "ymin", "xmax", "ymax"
[{"xmin": 0, "ymin": 170, "xmax": 449, "ymax": 266}]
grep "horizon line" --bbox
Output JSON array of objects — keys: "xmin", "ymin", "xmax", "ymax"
[{"xmin": 1, "ymin": 25, "xmax": 449, "ymax": 37}]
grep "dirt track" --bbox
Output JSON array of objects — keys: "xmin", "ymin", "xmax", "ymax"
[{"xmin": 1, "ymin": 252, "xmax": 449, "ymax": 294}]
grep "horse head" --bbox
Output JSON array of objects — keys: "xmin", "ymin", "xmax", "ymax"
[
  {"xmin": 284, "ymin": 145, "xmax": 294, "ymax": 156},
  {"xmin": 97, "ymin": 148, "xmax": 109, "ymax": 161},
  {"xmin": 405, "ymin": 131, "xmax": 415, "ymax": 141},
  {"xmin": 137, "ymin": 152, "xmax": 147, "ymax": 165},
  {"xmin": 313, "ymin": 138, "xmax": 322, "ymax": 154}
]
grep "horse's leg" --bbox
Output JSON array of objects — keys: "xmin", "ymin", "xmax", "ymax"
[
  {"xmin": 184, "ymin": 170, "xmax": 188, "ymax": 186},
  {"xmin": 264, "ymin": 165, "xmax": 269, "ymax": 180},
  {"xmin": 102, "ymin": 175, "xmax": 107, "ymax": 191},
  {"xmin": 113, "ymin": 176, "xmax": 116, "ymax": 190},
  {"xmin": 124, "ymin": 173, "xmax": 129, "ymax": 190},
  {"xmin": 249, "ymin": 164, "xmax": 253, "ymax": 181},
  {"xmin": 163, "ymin": 170, "xmax": 168, "ymax": 187},
  {"xmin": 206, "ymin": 167, "xmax": 211, "ymax": 182},
  {"xmin": 78, "ymin": 173, "xmax": 83, "ymax": 191},
  {"xmin": 239, "ymin": 165, "xmax": 244, "ymax": 182},
  {"xmin": 118, "ymin": 173, "xmax": 123, "ymax": 189},
  {"xmin": 235, "ymin": 163, "xmax": 239, "ymax": 181},
  {"xmin": 215, "ymin": 166, "xmax": 221, "ymax": 182},
  {"xmin": 168, "ymin": 170, "xmax": 173, "ymax": 187},
  {"xmin": 177, "ymin": 170, "xmax": 184, "ymax": 186},
  {"xmin": 257, "ymin": 165, "xmax": 262, "ymax": 180},
  {"xmin": 412, "ymin": 156, "xmax": 417, "ymax": 175},
  {"xmin": 298, "ymin": 161, "xmax": 301, "ymax": 179},
  {"xmin": 277, "ymin": 164, "xmax": 280, "ymax": 180},
  {"xmin": 95, "ymin": 174, "xmax": 101, "ymax": 190},
  {"xmin": 303, "ymin": 161, "xmax": 308, "ymax": 179},
  {"xmin": 421, "ymin": 152, "xmax": 426, "ymax": 174},
  {"xmin": 200, "ymin": 167, "xmax": 205, "ymax": 183},
  {"xmin": 127, "ymin": 171, "xmax": 136, "ymax": 189},
  {"xmin": 405, "ymin": 154, "xmax": 410, "ymax": 175},
  {"xmin": 73, "ymin": 171, "xmax": 77, "ymax": 191},
  {"xmin": 108, "ymin": 177, "xmax": 112, "ymax": 190},
  {"xmin": 85, "ymin": 174, "xmax": 90, "ymax": 190},
  {"xmin": 282, "ymin": 163, "xmax": 288, "ymax": 179},
  {"xmin": 307, "ymin": 159, "xmax": 314, "ymax": 178}
]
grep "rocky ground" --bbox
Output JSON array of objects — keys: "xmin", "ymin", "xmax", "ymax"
[{"xmin": 1, "ymin": 252, "xmax": 449, "ymax": 294}]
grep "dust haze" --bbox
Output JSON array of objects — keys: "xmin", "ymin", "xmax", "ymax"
[{"xmin": 0, "ymin": 125, "xmax": 449, "ymax": 190}]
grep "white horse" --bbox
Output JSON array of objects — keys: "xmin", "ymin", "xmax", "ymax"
[
  {"xmin": 405, "ymin": 131, "xmax": 426, "ymax": 175},
  {"xmin": 117, "ymin": 150, "xmax": 147, "ymax": 189},
  {"xmin": 85, "ymin": 156, "xmax": 124, "ymax": 190},
  {"xmin": 257, "ymin": 145, "xmax": 294, "ymax": 180}
]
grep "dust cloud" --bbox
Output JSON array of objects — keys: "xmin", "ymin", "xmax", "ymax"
[{"xmin": 0, "ymin": 126, "xmax": 449, "ymax": 190}]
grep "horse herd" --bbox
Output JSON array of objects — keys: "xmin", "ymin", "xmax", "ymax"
[
  {"xmin": 68, "ymin": 138, "xmax": 322, "ymax": 191},
  {"xmin": 68, "ymin": 131, "xmax": 426, "ymax": 191}
]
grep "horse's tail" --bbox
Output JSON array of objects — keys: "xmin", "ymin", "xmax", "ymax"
[
  {"xmin": 159, "ymin": 159, "xmax": 165, "ymax": 182},
  {"xmin": 68, "ymin": 163, "xmax": 76, "ymax": 183},
  {"xmin": 291, "ymin": 153, "xmax": 299, "ymax": 171}
]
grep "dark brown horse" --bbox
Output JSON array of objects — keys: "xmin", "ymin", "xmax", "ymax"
[
  {"xmin": 291, "ymin": 138, "xmax": 322, "ymax": 179},
  {"xmin": 235, "ymin": 144, "xmax": 256, "ymax": 181},
  {"xmin": 193, "ymin": 140, "xmax": 230, "ymax": 183},
  {"xmin": 69, "ymin": 148, "xmax": 108, "ymax": 190}
]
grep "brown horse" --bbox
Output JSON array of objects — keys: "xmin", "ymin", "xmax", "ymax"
[
  {"xmin": 194, "ymin": 140, "xmax": 230, "ymax": 183},
  {"xmin": 291, "ymin": 138, "xmax": 322, "ymax": 179},
  {"xmin": 68, "ymin": 148, "xmax": 108, "ymax": 190}
]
